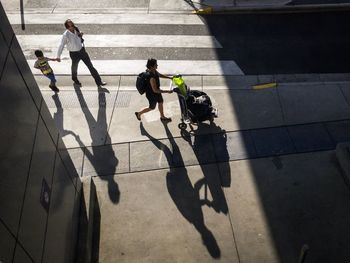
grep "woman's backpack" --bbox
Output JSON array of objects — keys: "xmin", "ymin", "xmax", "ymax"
[{"xmin": 136, "ymin": 72, "xmax": 150, "ymax": 95}]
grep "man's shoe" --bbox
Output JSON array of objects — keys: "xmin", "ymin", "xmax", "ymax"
[
  {"xmin": 49, "ymin": 85, "xmax": 59, "ymax": 93},
  {"xmin": 52, "ymin": 86, "xmax": 60, "ymax": 92}
]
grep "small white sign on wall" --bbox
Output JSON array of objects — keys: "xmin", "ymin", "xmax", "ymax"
[{"xmin": 40, "ymin": 178, "xmax": 51, "ymax": 213}]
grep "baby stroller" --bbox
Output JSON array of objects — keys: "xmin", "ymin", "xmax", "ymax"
[{"xmin": 171, "ymin": 75, "xmax": 218, "ymax": 130}]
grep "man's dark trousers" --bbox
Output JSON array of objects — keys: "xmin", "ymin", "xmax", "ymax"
[{"xmin": 69, "ymin": 47, "xmax": 102, "ymax": 85}]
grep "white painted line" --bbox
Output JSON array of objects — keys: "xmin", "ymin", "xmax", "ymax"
[
  {"xmin": 7, "ymin": 13, "xmax": 205, "ymax": 25},
  {"xmin": 28, "ymin": 59, "xmax": 244, "ymax": 75},
  {"xmin": 16, "ymin": 35, "xmax": 222, "ymax": 49},
  {"xmin": 5, "ymin": 8, "xmax": 149, "ymax": 15}
]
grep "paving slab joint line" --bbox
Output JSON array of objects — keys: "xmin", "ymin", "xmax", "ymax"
[
  {"xmin": 86, "ymin": 160, "xmax": 231, "ymax": 178},
  {"xmin": 66, "ymin": 117, "xmax": 350, "ymax": 153},
  {"xmin": 336, "ymin": 142, "xmax": 350, "ymax": 189},
  {"xmin": 80, "ymin": 148, "xmax": 337, "ymax": 179}
]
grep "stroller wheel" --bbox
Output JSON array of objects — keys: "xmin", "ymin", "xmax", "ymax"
[{"xmin": 178, "ymin": 123, "xmax": 187, "ymax": 130}]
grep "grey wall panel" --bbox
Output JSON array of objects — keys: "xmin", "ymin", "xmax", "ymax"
[
  {"xmin": 0, "ymin": 221, "xmax": 16, "ymax": 263},
  {"xmin": 42, "ymin": 155, "xmax": 77, "ymax": 263},
  {"xmin": 0, "ymin": 32, "xmax": 8, "ymax": 77},
  {"xmin": 1, "ymin": 3, "xmax": 81, "ymax": 262},
  {"xmin": 0, "ymin": 54, "xmax": 39, "ymax": 234},
  {"xmin": 13, "ymin": 244, "xmax": 33, "ymax": 263},
  {"xmin": 0, "ymin": 3, "xmax": 12, "ymax": 46},
  {"xmin": 10, "ymin": 37, "xmax": 43, "ymax": 108},
  {"xmin": 17, "ymin": 117, "xmax": 57, "ymax": 263}
]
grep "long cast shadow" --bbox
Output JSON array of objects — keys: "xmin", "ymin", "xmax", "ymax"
[
  {"xmin": 140, "ymin": 122, "xmax": 221, "ymax": 258},
  {"xmin": 73, "ymin": 85, "xmax": 119, "ymax": 204},
  {"xmin": 51, "ymin": 93, "xmax": 81, "ymax": 211},
  {"xmin": 52, "ymin": 93, "xmax": 102, "ymax": 262},
  {"xmin": 181, "ymin": 121, "xmax": 230, "ymax": 214},
  {"xmin": 52, "ymin": 88, "xmax": 119, "ymax": 204}
]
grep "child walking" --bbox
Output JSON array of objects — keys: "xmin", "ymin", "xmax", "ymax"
[{"xmin": 34, "ymin": 50, "xmax": 59, "ymax": 92}]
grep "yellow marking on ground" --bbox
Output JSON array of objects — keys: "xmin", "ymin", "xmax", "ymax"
[
  {"xmin": 192, "ymin": 7, "xmax": 213, "ymax": 14},
  {"xmin": 253, "ymin": 82, "xmax": 277, "ymax": 90}
]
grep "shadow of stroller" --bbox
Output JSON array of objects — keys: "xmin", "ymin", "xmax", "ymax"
[
  {"xmin": 140, "ymin": 122, "xmax": 221, "ymax": 258},
  {"xmin": 180, "ymin": 121, "xmax": 230, "ymax": 214},
  {"xmin": 74, "ymin": 85, "xmax": 119, "ymax": 203}
]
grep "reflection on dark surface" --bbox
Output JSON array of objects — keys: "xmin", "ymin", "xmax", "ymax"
[{"xmin": 140, "ymin": 122, "xmax": 220, "ymax": 258}]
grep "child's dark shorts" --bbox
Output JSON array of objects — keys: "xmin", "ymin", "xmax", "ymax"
[
  {"xmin": 146, "ymin": 91, "xmax": 163, "ymax": 109},
  {"xmin": 45, "ymin": 73, "xmax": 56, "ymax": 83}
]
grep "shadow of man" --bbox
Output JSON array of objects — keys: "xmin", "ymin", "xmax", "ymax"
[
  {"xmin": 181, "ymin": 121, "xmax": 231, "ymax": 214},
  {"xmin": 51, "ymin": 89, "xmax": 117, "ymax": 262},
  {"xmin": 50, "ymin": 93, "xmax": 77, "ymax": 211},
  {"xmin": 73, "ymin": 85, "xmax": 120, "ymax": 203},
  {"xmin": 140, "ymin": 122, "xmax": 220, "ymax": 258}
]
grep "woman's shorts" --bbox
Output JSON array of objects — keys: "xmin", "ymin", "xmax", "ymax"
[{"xmin": 146, "ymin": 91, "xmax": 163, "ymax": 109}]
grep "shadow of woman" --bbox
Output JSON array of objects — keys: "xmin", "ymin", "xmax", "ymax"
[
  {"xmin": 140, "ymin": 122, "xmax": 220, "ymax": 258},
  {"xmin": 52, "ymin": 87, "xmax": 120, "ymax": 204},
  {"xmin": 181, "ymin": 121, "xmax": 231, "ymax": 214}
]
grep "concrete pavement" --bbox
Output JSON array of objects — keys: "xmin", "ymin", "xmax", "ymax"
[
  {"xmin": 36, "ymin": 73, "xmax": 350, "ymax": 262},
  {"xmin": 35, "ymin": 74, "xmax": 350, "ymax": 147},
  {"xmin": 91, "ymin": 150, "xmax": 350, "ymax": 262}
]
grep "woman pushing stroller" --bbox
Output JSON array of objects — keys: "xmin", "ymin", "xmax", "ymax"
[{"xmin": 135, "ymin": 58, "xmax": 174, "ymax": 122}]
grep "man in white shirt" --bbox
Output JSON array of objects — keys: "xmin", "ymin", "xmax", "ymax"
[{"xmin": 56, "ymin": 19, "xmax": 106, "ymax": 87}]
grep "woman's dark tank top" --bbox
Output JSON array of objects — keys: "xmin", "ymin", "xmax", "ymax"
[{"xmin": 148, "ymin": 71, "xmax": 160, "ymax": 92}]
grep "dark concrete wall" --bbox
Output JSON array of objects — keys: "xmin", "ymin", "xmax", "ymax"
[{"xmin": 0, "ymin": 3, "xmax": 81, "ymax": 263}]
